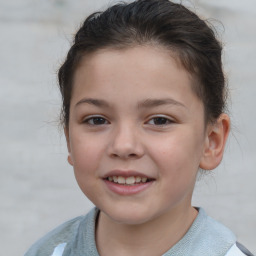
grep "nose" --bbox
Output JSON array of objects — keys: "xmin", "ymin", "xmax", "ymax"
[{"xmin": 107, "ymin": 124, "xmax": 144, "ymax": 159}]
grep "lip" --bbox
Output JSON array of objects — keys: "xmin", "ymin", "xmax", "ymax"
[
  {"xmin": 103, "ymin": 179, "xmax": 154, "ymax": 195},
  {"xmin": 102, "ymin": 169, "xmax": 155, "ymax": 196}
]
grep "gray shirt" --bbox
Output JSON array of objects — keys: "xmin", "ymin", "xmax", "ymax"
[{"xmin": 25, "ymin": 207, "xmax": 241, "ymax": 256}]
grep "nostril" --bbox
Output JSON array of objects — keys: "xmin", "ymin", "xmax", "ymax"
[
  {"xmin": 111, "ymin": 153, "xmax": 138, "ymax": 158},
  {"xmin": 128, "ymin": 153, "xmax": 138, "ymax": 157}
]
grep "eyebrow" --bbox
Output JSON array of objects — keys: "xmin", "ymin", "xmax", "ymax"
[
  {"xmin": 75, "ymin": 98, "xmax": 110, "ymax": 108},
  {"xmin": 137, "ymin": 98, "xmax": 186, "ymax": 109},
  {"xmin": 75, "ymin": 97, "xmax": 186, "ymax": 109}
]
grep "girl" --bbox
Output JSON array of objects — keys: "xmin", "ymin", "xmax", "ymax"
[{"xmin": 25, "ymin": 0, "xmax": 254, "ymax": 255}]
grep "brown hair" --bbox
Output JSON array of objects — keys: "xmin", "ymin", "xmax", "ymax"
[{"xmin": 58, "ymin": 0, "xmax": 226, "ymax": 127}]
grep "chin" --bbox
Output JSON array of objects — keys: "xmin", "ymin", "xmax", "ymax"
[{"xmin": 100, "ymin": 204, "xmax": 156, "ymax": 225}]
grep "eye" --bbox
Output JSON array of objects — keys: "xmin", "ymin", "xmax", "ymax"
[
  {"xmin": 83, "ymin": 116, "xmax": 109, "ymax": 125},
  {"xmin": 147, "ymin": 116, "xmax": 174, "ymax": 126}
]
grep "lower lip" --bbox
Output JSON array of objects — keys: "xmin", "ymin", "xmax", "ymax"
[{"xmin": 103, "ymin": 179, "xmax": 154, "ymax": 195}]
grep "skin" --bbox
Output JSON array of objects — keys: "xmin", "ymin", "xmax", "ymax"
[{"xmin": 65, "ymin": 46, "xmax": 230, "ymax": 256}]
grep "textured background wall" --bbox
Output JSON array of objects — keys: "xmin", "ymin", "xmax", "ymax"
[{"xmin": 0, "ymin": 0, "xmax": 255, "ymax": 255}]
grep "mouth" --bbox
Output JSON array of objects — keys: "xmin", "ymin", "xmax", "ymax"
[
  {"xmin": 102, "ymin": 171, "xmax": 155, "ymax": 195},
  {"xmin": 104, "ymin": 176, "xmax": 154, "ymax": 186}
]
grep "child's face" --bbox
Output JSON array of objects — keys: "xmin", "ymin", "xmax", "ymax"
[{"xmin": 66, "ymin": 46, "xmax": 209, "ymax": 225}]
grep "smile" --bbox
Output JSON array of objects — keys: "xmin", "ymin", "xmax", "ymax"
[
  {"xmin": 103, "ymin": 172, "xmax": 155, "ymax": 195},
  {"xmin": 107, "ymin": 176, "xmax": 149, "ymax": 185}
]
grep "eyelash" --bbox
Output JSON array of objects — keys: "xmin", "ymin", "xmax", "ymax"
[
  {"xmin": 83, "ymin": 116, "xmax": 109, "ymax": 125},
  {"xmin": 82, "ymin": 115, "xmax": 174, "ymax": 126},
  {"xmin": 146, "ymin": 116, "xmax": 174, "ymax": 126}
]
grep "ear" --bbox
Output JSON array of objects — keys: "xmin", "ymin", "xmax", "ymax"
[
  {"xmin": 64, "ymin": 127, "xmax": 74, "ymax": 166},
  {"xmin": 199, "ymin": 113, "xmax": 230, "ymax": 170}
]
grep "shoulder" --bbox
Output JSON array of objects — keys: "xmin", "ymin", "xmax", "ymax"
[
  {"xmin": 225, "ymin": 243, "xmax": 255, "ymax": 256},
  {"xmin": 194, "ymin": 208, "xmax": 254, "ymax": 256},
  {"xmin": 24, "ymin": 216, "xmax": 83, "ymax": 256},
  {"xmin": 192, "ymin": 208, "xmax": 237, "ymax": 250},
  {"xmin": 24, "ymin": 208, "xmax": 98, "ymax": 256},
  {"xmin": 165, "ymin": 207, "xmax": 236, "ymax": 255},
  {"xmin": 201, "ymin": 209, "xmax": 236, "ymax": 242},
  {"xmin": 202, "ymin": 211, "xmax": 254, "ymax": 256}
]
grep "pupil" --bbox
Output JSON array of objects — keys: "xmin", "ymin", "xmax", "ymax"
[
  {"xmin": 93, "ymin": 117, "xmax": 105, "ymax": 125},
  {"xmin": 154, "ymin": 117, "xmax": 167, "ymax": 125}
]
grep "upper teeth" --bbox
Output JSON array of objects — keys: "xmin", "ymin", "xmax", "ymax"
[{"xmin": 108, "ymin": 176, "xmax": 148, "ymax": 185}]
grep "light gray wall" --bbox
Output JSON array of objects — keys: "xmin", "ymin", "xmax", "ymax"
[{"xmin": 0, "ymin": 1, "xmax": 255, "ymax": 255}]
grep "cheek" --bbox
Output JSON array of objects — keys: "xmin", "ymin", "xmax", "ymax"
[
  {"xmin": 70, "ymin": 135, "xmax": 105, "ymax": 179},
  {"xmin": 70, "ymin": 137, "xmax": 105, "ymax": 202},
  {"xmin": 149, "ymin": 134, "xmax": 201, "ymax": 205},
  {"xmin": 149, "ymin": 130, "xmax": 203, "ymax": 175}
]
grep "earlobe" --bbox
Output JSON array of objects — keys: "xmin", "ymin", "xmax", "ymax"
[
  {"xmin": 67, "ymin": 154, "xmax": 74, "ymax": 166},
  {"xmin": 64, "ymin": 127, "xmax": 74, "ymax": 166},
  {"xmin": 199, "ymin": 114, "xmax": 230, "ymax": 170}
]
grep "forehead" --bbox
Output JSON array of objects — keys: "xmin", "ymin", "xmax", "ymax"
[
  {"xmin": 72, "ymin": 46, "xmax": 200, "ymax": 107},
  {"xmin": 75, "ymin": 46, "xmax": 192, "ymax": 82}
]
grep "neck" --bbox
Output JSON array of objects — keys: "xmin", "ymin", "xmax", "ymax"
[{"xmin": 96, "ymin": 206, "xmax": 198, "ymax": 256}]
